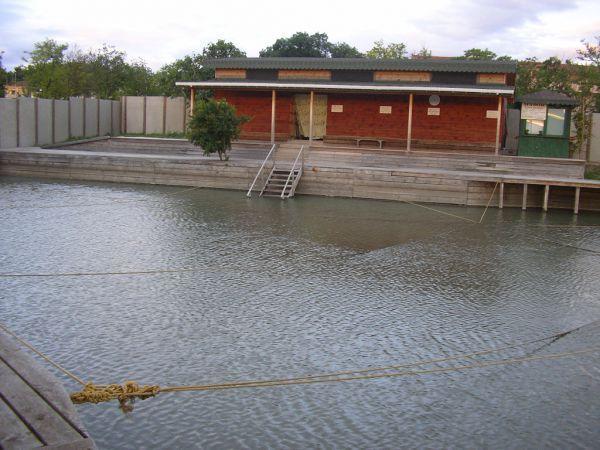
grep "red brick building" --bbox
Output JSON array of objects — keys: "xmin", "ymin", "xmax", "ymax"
[{"xmin": 177, "ymin": 58, "xmax": 516, "ymax": 153}]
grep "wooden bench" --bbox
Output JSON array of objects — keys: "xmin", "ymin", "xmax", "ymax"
[{"xmin": 355, "ymin": 138, "xmax": 384, "ymax": 149}]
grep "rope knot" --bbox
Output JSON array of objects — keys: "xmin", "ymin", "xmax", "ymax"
[{"xmin": 70, "ymin": 381, "xmax": 160, "ymax": 412}]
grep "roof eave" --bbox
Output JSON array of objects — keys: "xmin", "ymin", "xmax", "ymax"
[{"xmin": 175, "ymin": 80, "xmax": 515, "ymax": 96}]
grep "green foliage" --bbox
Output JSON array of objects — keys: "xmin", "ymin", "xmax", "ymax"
[
  {"xmin": 329, "ymin": 42, "xmax": 363, "ymax": 58},
  {"xmin": 260, "ymin": 32, "xmax": 331, "ymax": 57},
  {"xmin": 0, "ymin": 52, "xmax": 6, "ymax": 97},
  {"xmin": 411, "ymin": 47, "xmax": 432, "ymax": 59},
  {"xmin": 365, "ymin": 40, "xmax": 407, "ymax": 59},
  {"xmin": 21, "ymin": 39, "xmax": 157, "ymax": 99},
  {"xmin": 585, "ymin": 166, "xmax": 600, "ymax": 180},
  {"xmin": 154, "ymin": 40, "xmax": 245, "ymax": 97},
  {"xmin": 187, "ymin": 99, "xmax": 249, "ymax": 160},
  {"xmin": 460, "ymin": 48, "xmax": 513, "ymax": 61},
  {"xmin": 577, "ymin": 36, "xmax": 600, "ymax": 66}
]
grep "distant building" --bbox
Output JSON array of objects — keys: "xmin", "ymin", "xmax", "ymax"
[{"xmin": 4, "ymin": 81, "xmax": 28, "ymax": 98}]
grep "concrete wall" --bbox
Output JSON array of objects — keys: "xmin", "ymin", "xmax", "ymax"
[
  {"xmin": 37, "ymin": 99, "xmax": 53, "ymax": 146},
  {"xmin": 122, "ymin": 96, "xmax": 186, "ymax": 135},
  {"xmin": 84, "ymin": 98, "xmax": 99, "ymax": 137},
  {"xmin": 145, "ymin": 96, "xmax": 165, "ymax": 134},
  {"xmin": 0, "ymin": 97, "xmax": 121, "ymax": 149},
  {"xmin": 590, "ymin": 113, "xmax": 600, "ymax": 164},
  {"xmin": 69, "ymin": 97, "xmax": 84, "ymax": 138},
  {"xmin": 99, "ymin": 100, "xmax": 112, "ymax": 136},
  {"xmin": 124, "ymin": 96, "xmax": 144, "ymax": 133},
  {"xmin": 166, "ymin": 97, "xmax": 185, "ymax": 133},
  {"xmin": 0, "ymin": 99, "xmax": 18, "ymax": 148},
  {"xmin": 54, "ymin": 100, "xmax": 69, "ymax": 143},
  {"xmin": 111, "ymin": 101, "xmax": 121, "ymax": 135}
]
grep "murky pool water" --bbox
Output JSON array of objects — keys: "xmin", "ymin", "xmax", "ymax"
[{"xmin": 1, "ymin": 176, "xmax": 600, "ymax": 449}]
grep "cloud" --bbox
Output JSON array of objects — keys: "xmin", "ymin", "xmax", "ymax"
[{"xmin": 0, "ymin": 0, "xmax": 598, "ymax": 71}]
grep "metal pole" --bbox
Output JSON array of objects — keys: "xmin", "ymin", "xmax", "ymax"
[
  {"xmin": 499, "ymin": 182, "xmax": 504, "ymax": 209},
  {"xmin": 308, "ymin": 91, "xmax": 314, "ymax": 147},
  {"xmin": 522, "ymin": 184, "xmax": 528, "ymax": 210},
  {"xmin": 271, "ymin": 90, "xmax": 276, "ymax": 144},
  {"xmin": 543, "ymin": 185, "xmax": 550, "ymax": 212},
  {"xmin": 574, "ymin": 186, "xmax": 580, "ymax": 215},
  {"xmin": 494, "ymin": 96, "xmax": 502, "ymax": 155}
]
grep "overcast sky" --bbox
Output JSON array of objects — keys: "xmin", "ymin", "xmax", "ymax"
[{"xmin": 1, "ymin": 0, "xmax": 598, "ymax": 70}]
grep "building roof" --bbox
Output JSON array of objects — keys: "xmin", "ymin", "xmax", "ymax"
[
  {"xmin": 202, "ymin": 57, "xmax": 517, "ymax": 74},
  {"xmin": 517, "ymin": 89, "xmax": 578, "ymax": 106},
  {"xmin": 176, "ymin": 79, "xmax": 514, "ymax": 95}
]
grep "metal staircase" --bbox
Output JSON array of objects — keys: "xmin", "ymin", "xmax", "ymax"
[{"xmin": 247, "ymin": 142, "xmax": 305, "ymax": 199}]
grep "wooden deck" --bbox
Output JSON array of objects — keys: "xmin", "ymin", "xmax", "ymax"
[{"xmin": 0, "ymin": 329, "xmax": 95, "ymax": 449}]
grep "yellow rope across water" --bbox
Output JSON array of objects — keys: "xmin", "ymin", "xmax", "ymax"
[{"xmin": 3, "ymin": 319, "xmax": 599, "ymax": 408}]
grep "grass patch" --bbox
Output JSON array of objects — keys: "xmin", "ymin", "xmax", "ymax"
[{"xmin": 585, "ymin": 166, "xmax": 600, "ymax": 180}]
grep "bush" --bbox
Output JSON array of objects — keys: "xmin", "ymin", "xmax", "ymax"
[{"xmin": 187, "ymin": 99, "xmax": 249, "ymax": 161}]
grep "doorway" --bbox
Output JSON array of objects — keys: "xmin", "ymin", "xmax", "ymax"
[{"xmin": 294, "ymin": 94, "xmax": 327, "ymax": 139}]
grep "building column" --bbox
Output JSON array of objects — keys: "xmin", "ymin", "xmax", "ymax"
[
  {"xmin": 406, "ymin": 93, "xmax": 414, "ymax": 152},
  {"xmin": 494, "ymin": 96, "xmax": 502, "ymax": 155},
  {"xmin": 308, "ymin": 91, "xmax": 314, "ymax": 147},
  {"xmin": 543, "ymin": 185, "xmax": 550, "ymax": 212},
  {"xmin": 270, "ymin": 90, "xmax": 276, "ymax": 144},
  {"xmin": 189, "ymin": 87, "xmax": 195, "ymax": 116},
  {"xmin": 574, "ymin": 186, "xmax": 581, "ymax": 215}
]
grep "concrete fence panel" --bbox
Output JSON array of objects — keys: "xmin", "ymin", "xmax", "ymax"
[
  {"xmin": 18, "ymin": 97, "xmax": 36, "ymax": 147},
  {"xmin": 590, "ymin": 113, "xmax": 600, "ymax": 164},
  {"xmin": 124, "ymin": 96, "xmax": 145, "ymax": 134},
  {"xmin": 0, "ymin": 99, "xmax": 18, "ymax": 148},
  {"xmin": 69, "ymin": 97, "xmax": 84, "ymax": 138},
  {"xmin": 166, "ymin": 97, "xmax": 186, "ymax": 133},
  {"xmin": 54, "ymin": 100, "xmax": 69, "ymax": 143},
  {"xmin": 99, "ymin": 100, "xmax": 112, "ymax": 136},
  {"xmin": 145, "ymin": 96, "xmax": 165, "ymax": 134},
  {"xmin": 111, "ymin": 101, "xmax": 121, "ymax": 135},
  {"xmin": 84, "ymin": 98, "xmax": 99, "ymax": 137},
  {"xmin": 37, "ymin": 99, "xmax": 54, "ymax": 146}
]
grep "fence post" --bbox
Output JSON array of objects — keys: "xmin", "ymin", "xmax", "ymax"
[
  {"xmin": 142, "ymin": 96, "xmax": 147, "ymax": 135},
  {"xmin": 97, "ymin": 98, "xmax": 100, "ymax": 137},
  {"xmin": 16, "ymin": 97, "xmax": 20, "ymax": 147},
  {"xmin": 34, "ymin": 97, "xmax": 39, "ymax": 146},
  {"xmin": 51, "ymin": 99, "xmax": 56, "ymax": 144}
]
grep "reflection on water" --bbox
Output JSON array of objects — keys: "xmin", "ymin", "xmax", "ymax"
[{"xmin": 1, "ymin": 177, "xmax": 600, "ymax": 449}]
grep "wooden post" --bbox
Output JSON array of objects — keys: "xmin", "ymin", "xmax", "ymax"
[
  {"xmin": 270, "ymin": 90, "xmax": 276, "ymax": 144},
  {"xmin": 308, "ymin": 91, "xmax": 314, "ymax": 147},
  {"xmin": 522, "ymin": 183, "xmax": 528, "ymax": 210},
  {"xmin": 574, "ymin": 186, "xmax": 581, "ymax": 215},
  {"xmin": 494, "ymin": 96, "xmax": 502, "ymax": 156},
  {"xmin": 189, "ymin": 87, "xmax": 195, "ymax": 116},
  {"xmin": 406, "ymin": 93, "xmax": 413, "ymax": 152},
  {"xmin": 543, "ymin": 185, "xmax": 550, "ymax": 212},
  {"xmin": 499, "ymin": 182, "xmax": 504, "ymax": 209}
]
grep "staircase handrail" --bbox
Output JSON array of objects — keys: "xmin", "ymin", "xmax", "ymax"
[
  {"xmin": 281, "ymin": 145, "xmax": 304, "ymax": 199},
  {"xmin": 247, "ymin": 143, "xmax": 277, "ymax": 197}
]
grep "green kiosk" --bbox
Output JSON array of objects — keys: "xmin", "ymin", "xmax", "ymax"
[{"xmin": 517, "ymin": 90, "xmax": 578, "ymax": 158}]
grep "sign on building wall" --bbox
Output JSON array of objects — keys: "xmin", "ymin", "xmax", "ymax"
[
  {"xmin": 521, "ymin": 103, "xmax": 547, "ymax": 120},
  {"xmin": 379, "ymin": 106, "xmax": 392, "ymax": 114},
  {"xmin": 486, "ymin": 110, "xmax": 499, "ymax": 119},
  {"xmin": 331, "ymin": 104, "xmax": 343, "ymax": 113},
  {"xmin": 427, "ymin": 108, "xmax": 440, "ymax": 116}
]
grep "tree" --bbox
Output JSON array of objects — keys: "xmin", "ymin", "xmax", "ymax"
[
  {"xmin": 260, "ymin": 32, "xmax": 331, "ymax": 57},
  {"xmin": 188, "ymin": 99, "xmax": 249, "ymax": 161},
  {"xmin": 577, "ymin": 36, "xmax": 600, "ymax": 66},
  {"xmin": 411, "ymin": 47, "xmax": 432, "ymax": 59},
  {"xmin": 154, "ymin": 40, "xmax": 245, "ymax": 96},
  {"xmin": 461, "ymin": 48, "xmax": 513, "ymax": 61},
  {"xmin": 365, "ymin": 40, "xmax": 407, "ymax": 59},
  {"xmin": 0, "ymin": 52, "xmax": 6, "ymax": 97},
  {"xmin": 329, "ymin": 42, "xmax": 363, "ymax": 58},
  {"xmin": 23, "ymin": 39, "xmax": 69, "ymax": 97},
  {"xmin": 202, "ymin": 39, "xmax": 246, "ymax": 59}
]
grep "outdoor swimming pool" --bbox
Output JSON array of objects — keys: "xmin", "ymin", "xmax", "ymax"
[{"xmin": 1, "ymin": 176, "xmax": 599, "ymax": 449}]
